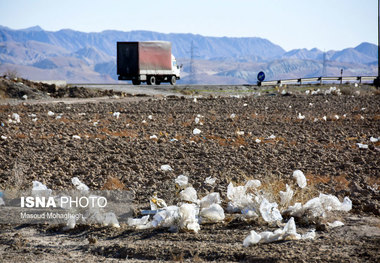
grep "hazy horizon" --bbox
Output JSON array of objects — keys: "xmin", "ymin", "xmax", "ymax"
[{"xmin": 0, "ymin": 0, "xmax": 377, "ymax": 52}]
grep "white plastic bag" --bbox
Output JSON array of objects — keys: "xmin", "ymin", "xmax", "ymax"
[
  {"xmin": 71, "ymin": 177, "xmax": 89, "ymax": 193},
  {"xmin": 200, "ymin": 204, "xmax": 225, "ymax": 223},
  {"xmin": 259, "ymin": 198, "xmax": 282, "ymax": 222},
  {"xmin": 179, "ymin": 187, "xmax": 198, "ymax": 203},
  {"xmin": 200, "ymin": 192, "xmax": 221, "ymax": 209},
  {"xmin": 175, "ymin": 175, "xmax": 189, "ymax": 188},
  {"xmin": 179, "ymin": 203, "xmax": 200, "ymax": 233},
  {"xmin": 243, "ymin": 230, "xmax": 261, "ymax": 247},
  {"xmin": 292, "ymin": 170, "xmax": 307, "ymax": 188},
  {"xmin": 279, "ymin": 184, "xmax": 294, "ymax": 206}
]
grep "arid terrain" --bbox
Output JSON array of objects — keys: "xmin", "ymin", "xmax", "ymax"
[{"xmin": 0, "ymin": 77, "xmax": 379, "ymax": 262}]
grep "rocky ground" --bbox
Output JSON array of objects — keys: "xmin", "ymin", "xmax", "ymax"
[{"xmin": 0, "ymin": 81, "xmax": 379, "ymax": 262}]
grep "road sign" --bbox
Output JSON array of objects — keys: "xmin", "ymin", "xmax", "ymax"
[{"xmin": 257, "ymin": 71, "xmax": 265, "ymax": 82}]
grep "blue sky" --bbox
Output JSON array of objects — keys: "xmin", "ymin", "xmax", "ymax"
[{"xmin": 0, "ymin": 0, "xmax": 377, "ymax": 51}]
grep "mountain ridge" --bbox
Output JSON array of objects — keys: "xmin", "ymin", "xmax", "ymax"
[{"xmin": 0, "ymin": 26, "xmax": 377, "ymax": 83}]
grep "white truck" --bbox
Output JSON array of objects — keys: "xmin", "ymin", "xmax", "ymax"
[{"xmin": 117, "ymin": 41, "xmax": 181, "ymax": 85}]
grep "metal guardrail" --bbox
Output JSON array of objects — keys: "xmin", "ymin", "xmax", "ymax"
[{"xmin": 260, "ymin": 76, "xmax": 377, "ymax": 86}]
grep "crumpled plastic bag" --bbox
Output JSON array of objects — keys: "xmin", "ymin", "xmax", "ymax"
[
  {"xmin": 175, "ymin": 175, "xmax": 189, "ymax": 188},
  {"xmin": 150, "ymin": 192, "xmax": 167, "ymax": 210},
  {"xmin": 279, "ymin": 184, "xmax": 294, "ymax": 206},
  {"xmin": 152, "ymin": 205, "xmax": 180, "ymax": 228},
  {"xmin": 128, "ymin": 215, "xmax": 150, "ymax": 227},
  {"xmin": 32, "ymin": 181, "xmax": 52, "ymax": 197},
  {"xmin": 200, "ymin": 203, "xmax": 225, "ymax": 223},
  {"xmin": 71, "ymin": 177, "xmax": 89, "ymax": 193},
  {"xmin": 259, "ymin": 198, "xmax": 282, "ymax": 222},
  {"xmin": 179, "ymin": 203, "xmax": 200, "ymax": 233},
  {"xmin": 204, "ymin": 176, "xmax": 216, "ymax": 185},
  {"xmin": 179, "ymin": 187, "xmax": 198, "ymax": 204},
  {"xmin": 226, "ymin": 182, "xmax": 255, "ymax": 213},
  {"xmin": 292, "ymin": 170, "xmax": 307, "ymax": 188},
  {"xmin": 200, "ymin": 192, "xmax": 221, "ymax": 209}
]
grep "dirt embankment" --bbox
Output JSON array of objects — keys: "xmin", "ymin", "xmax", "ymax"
[{"xmin": 0, "ymin": 86, "xmax": 379, "ymax": 262}]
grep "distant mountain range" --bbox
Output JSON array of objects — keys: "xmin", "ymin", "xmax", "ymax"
[{"xmin": 0, "ymin": 25, "xmax": 377, "ymax": 83}]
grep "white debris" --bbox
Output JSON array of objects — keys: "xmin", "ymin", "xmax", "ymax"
[
  {"xmin": 243, "ymin": 103, "xmax": 248, "ymax": 107},
  {"xmin": 200, "ymin": 204, "xmax": 225, "ymax": 223},
  {"xmin": 148, "ymin": 115, "xmax": 153, "ymax": 120},
  {"xmin": 78, "ymin": 113, "xmax": 86, "ymax": 116},
  {"xmin": 142, "ymin": 120, "xmax": 147, "ymax": 124},
  {"xmin": 150, "ymin": 192, "xmax": 167, "ymax": 210},
  {"xmin": 370, "ymin": 137, "xmax": 379, "ymax": 143},
  {"xmin": 255, "ymin": 139, "xmax": 261, "ymax": 143},
  {"xmin": 305, "ymin": 90, "xmax": 310, "ymax": 95},
  {"xmin": 292, "ymin": 170, "xmax": 307, "ymax": 188},
  {"xmin": 230, "ymin": 113, "xmax": 236, "ymax": 119},
  {"xmin": 297, "ymin": 113, "xmax": 305, "ymax": 120},
  {"xmin": 194, "ymin": 117, "xmax": 200, "ymax": 124},
  {"xmin": 314, "ymin": 118, "xmax": 319, "ymax": 122},
  {"xmin": 179, "ymin": 203, "xmax": 200, "ymax": 233},
  {"xmin": 179, "ymin": 187, "xmax": 198, "ymax": 203},
  {"xmin": 311, "ymin": 89, "xmax": 320, "ymax": 95},
  {"xmin": 281, "ymin": 89, "xmax": 287, "ymax": 95},
  {"xmin": 193, "ymin": 97, "xmax": 197, "ymax": 103},
  {"xmin": 112, "ymin": 112, "xmax": 120, "ymax": 119},
  {"xmin": 279, "ymin": 184, "xmax": 294, "ymax": 206},
  {"xmin": 32, "ymin": 118, "xmax": 38, "ymax": 122},
  {"xmin": 245, "ymin": 180, "xmax": 261, "ymax": 190},
  {"xmin": 101, "ymin": 212, "xmax": 120, "ymax": 228},
  {"xmin": 128, "ymin": 215, "xmax": 150, "ymax": 227},
  {"xmin": 175, "ymin": 175, "xmax": 189, "ymax": 188},
  {"xmin": 12, "ymin": 113, "xmax": 20, "ymax": 123},
  {"xmin": 302, "ymin": 229, "xmax": 316, "ymax": 240},
  {"xmin": 32, "ymin": 181, "xmax": 52, "ymax": 197},
  {"xmin": 267, "ymin": 134, "xmax": 276, "ymax": 139},
  {"xmin": 357, "ymin": 143, "xmax": 368, "ymax": 149},
  {"xmin": 161, "ymin": 164, "xmax": 173, "ymax": 171},
  {"xmin": 1, "ymin": 135, "xmax": 7, "ymax": 140},
  {"xmin": 309, "ymin": 103, "xmax": 313, "ymax": 106},
  {"xmin": 200, "ymin": 192, "xmax": 221, "ymax": 209},
  {"xmin": 226, "ymin": 182, "xmax": 254, "ymax": 213},
  {"xmin": 71, "ymin": 177, "xmax": 89, "ymax": 193},
  {"xmin": 152, "ymin": 205, "xmax": 179, "ymax": 228},
  {"xmin": 47, "ymin": 111, "xmax": 55, "ymax": 116},
  {"xmin": 243, "ymin": 230, "xmax": 261, "ymax": 246},
  {"xmin": 72, "ymin": 135, "xmax": 81, "ymax": 140},
  {"xmin": 259, "ymin": 198, "xmax": 282, "ymax": 222},
  {"xmin": 236, "ymin": 131, "xmax": 244, "ymax": 136},
  {"xmin": 193, "ymin": 128, "xmax": 201, "ymax": 135},
  {"xmin": 323, "ymin": 116, "xmax": 327, "ymax": 121},
  {"xmin": 22, "ymin": 94, "xmax": 28, "ymax": 100},
  {"xmin": 28, "ymin": 113, "xmax": 37, "ymax": 117},
  {"xmin": 0, "ymin": 197, "xmax": 4, "ymax": 206},
  {"xmin": 334, "ymin": 115, "xmax": 339, "ymax": 120},
  {"xmin": 204, "ymin": 176, "xmax": 216, "ymax": 185},
  {"xmin": 355, "ymin": 83, "xmax": 358, "ymax": 88},
  {"xmin": 327, "ymin": 220, "xmax": 344, "ymax": 229},
  {"xmin": 149, "ymin": 135, "xmax": 158, "ymax": 140}
]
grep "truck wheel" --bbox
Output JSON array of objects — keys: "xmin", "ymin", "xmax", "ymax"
[
  {"xmin": 132, "ymin": 80, "xmax": 141, "ymax": 85},
  {"xmin": 147, "ymin": 76, "xmax": 156, "ymax": 85},
  {"xmin": 170, "ymin": 75, "xmax": 176, "ymax": 85}
]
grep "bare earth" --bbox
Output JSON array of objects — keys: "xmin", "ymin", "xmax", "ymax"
[{"xmin": 0, "ymin": 82, "xmax": 379, "ymax": 262}]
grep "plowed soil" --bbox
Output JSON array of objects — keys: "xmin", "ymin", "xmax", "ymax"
[{"xmin": 0, "ymin": 85, "xmax": 379, "ymax": 262}]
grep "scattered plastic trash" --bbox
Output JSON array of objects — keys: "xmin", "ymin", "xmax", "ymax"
[
  {"xmin": 305, "ymin": 90, "xmax": 310, "ymax": 95},
  {"xmin": 128, "ymin": 215, "xmax": 150, "ymax": 227},
  {"xmin": 148, "ymin": 115, "xmax": 153, "ymax": 120},
  {"xmin": 259, "ymin": 198, "xmax": 282, "ymax": 222},
  {"xmin": 12, "ymin": 113, "xmax": 20, "ymax": 123},
  {"xmin": 161, "ymin": 164, "xmax": 173, "ymax": 171},
  {"xmin": 179, "ymin": 187, "xmax": 198, "ymax": 204},
  {"xmin": 193, "ymin": 128, "xmax": 201, "ymax": 135},
  {"xmin": 370, "ymin": 137, "xmax": 379, "ymax": 143},
  {"xmin": 267, "ymin": 134, "xmax": 276, "ymax": 139},
  {"xmin": 357, "ymin": 143, "xmax": 368, "ymax": 149},
  {"xmin": 194, "ymin": 117, "xmax": 200, "ymax": 124},
  {"xmin": 112, "ymin": 112, "xmax": 120, "ymax": 119},
  {"xmin": 334, "ymin": 115, "xmax": 340, "ymax": 120},
  {"xmin": 323, "ymin": 116, "xmax": 327, "ymax": 121},
  {"xmin": 175, "ymin": 175, "xmax": 189, "ymax": 188},
  {"xmin": 297, "ymin": 113, "xmax": 305, "ymax": 120},
  {"xmin": 72, "ymin": 135, "xmax": 81, "ymax": 140},
  {"xmin": 279, "ymin": 184, "xmax": 294, "ymax": 206},
  {"xmin": 292, "ymin": 170, "xmax": 307, "ymax": 188},
  {"xmin": 200, "ymin": 204, "xmax": 225, "ymax": 223},
  {"xmin": 204, "ymin": 176, "xmax": 216, "ymax": 185},
  {"xmin": 179, "ymin": 203, "xmax": 200, "ymax": 233},
  {"xmin": 151, "ymin": 205, "xmax": 179, "ymax": 228},
  {"xmin": 230, "ymin": 113, "xmax": 236, "ymax": 119},
  {"xmin": 32, "ymin": 181, "xmax": 52, "ymax": 197},
  {"xmin": 22, "ymin": 94, "xmax": 28, "ymax": 100},
  {"xmin": 149, "ymin": 135, "xmax": 158, "ymax": 140},
  {"xmin": 327, "ymin": 220, "xmax": 344, "ymax": 228},
  {"xmin": 193, "ymin": 97, "xmax": 197, "ymax": 103},
  {"xmin": 255, "ymin": 139, "xmax": 261, "ymax": 143},
  {"xmin": 71, "ymin": 177, "xmax": 89, "ymax": 193},
  {"xmin": 236, "ymin": 131, "xmax": 244, "ymax": 136},
  {"xmin": 47, "ymin": 111, "xmax": 54, "ymax": 116},
  {"xmin": 200, "ymin": 192, "xmax": 221, "ymax": 209},
  {"xmin": 1, "ymin": 135, "xmax": 7, "ymax": 140},
  {"xmin": 150, "ymin": 192, "xmax": 167, "ymax": 210}
]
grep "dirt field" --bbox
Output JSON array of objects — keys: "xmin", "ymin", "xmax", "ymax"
[{"xmin": 0, "ymin": 81, "xmax": 379, "ymax": 262}]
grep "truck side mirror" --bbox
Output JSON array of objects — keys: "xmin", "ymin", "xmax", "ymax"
[{"xmin": 180, "ymin": 64, "xmax": 183, "ymax": 69}]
